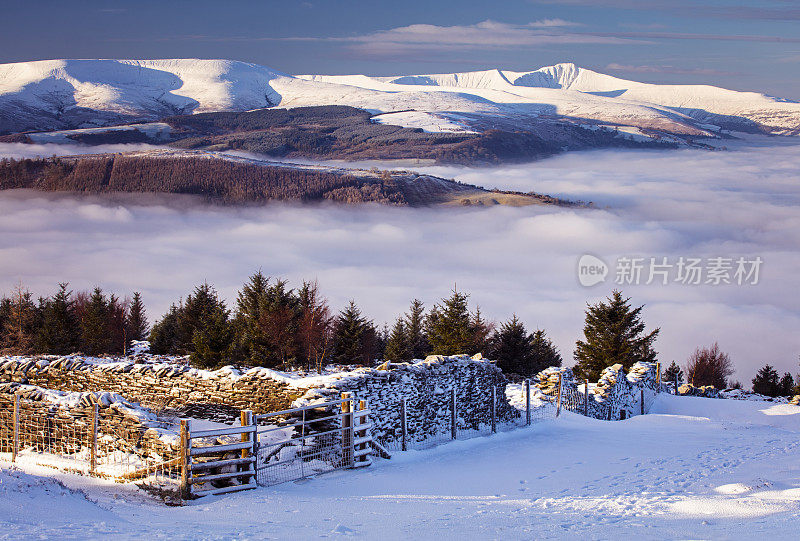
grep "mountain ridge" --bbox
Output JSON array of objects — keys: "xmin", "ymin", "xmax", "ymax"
[{"xmin": 1, "ymin": 58, "xmax": 798, "ymax": 139}]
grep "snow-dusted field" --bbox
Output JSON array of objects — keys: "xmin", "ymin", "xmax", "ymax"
[{"xmin": 2, "ymin": 394, "xmax": 799, "ymax": 540}]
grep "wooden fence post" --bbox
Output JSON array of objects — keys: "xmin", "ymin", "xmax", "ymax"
[
  {"xmin": 12, "ymin": 391, "xmax": 19, "ymax": 463},
  {"xmin": 400, "ymin": 397, "xmax": 407, "ymax": 452},
  {"xmin": 491, "ymin": 386, "xmax": 497, "ymax": 433},
  {"xmin": 341, "ymin": 393, "xmax": 354, "ymax": 468},
  {"xmin": 525, "ymin": 379, "xmax": 531, "ymax": 426},
  {"xmin": 90, "ymin": 403, "xmax": 98, "ymax": 474},
  {"xmin": 556, "ymin": 373, "xmax": 563, "ymax": 417},
  {"xmin": 584, "ymin": 379, "xmax": 589, "ymax": 417},
  {"xmin": 656, "ymin": 362, "xmax": 661, "ymax": 389},
  {"xmin": 450, "ymin": 389, "xmax": 457, "ymax": 440},
  {"xmin": 358, "ymin": 399, "xmax": 368, "ymax": 464},
  {"xmin": 640, "ymin": 389, "xmax": 645, "ymax": 416},
  {"xmin": 180, "ymin": 419, "xmax": 190, "ymax": 500},
  {"xmin": 241, "ymin": 410, "xmax": 255, "ymax": 485}
]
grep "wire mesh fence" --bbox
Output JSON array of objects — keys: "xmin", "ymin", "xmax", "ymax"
[
  {"xmin": 375, "ymin": 382, "xmax": 557, "ymax": 452},
  {"xmin": 0, "ymin": 392, "xmax": 182, "ymax": 496}
]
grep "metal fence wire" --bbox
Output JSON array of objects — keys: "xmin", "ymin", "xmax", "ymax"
[
  {"xmin": 253, "ymin": 395, "xmax": 371, "ymax": 487},
  {"xmin": 376, "ymin": 381, "xmax": 556, "ymax": 452},
  {"xmin": 0, "ymin": 392, "xmax": 182, "ymax": 494}
]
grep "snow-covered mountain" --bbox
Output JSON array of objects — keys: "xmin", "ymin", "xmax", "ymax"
[{"xmin": 1, "ymin": 58, "xmax": 798, "ymax": 139}]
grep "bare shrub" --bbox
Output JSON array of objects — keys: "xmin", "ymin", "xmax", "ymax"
[{"xmin": 686, "ymin": 342, "xmax": 734, "ymax": 389}]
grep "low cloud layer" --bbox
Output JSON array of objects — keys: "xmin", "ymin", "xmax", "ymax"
[{"xmin": 1, "ymin": 139, "xmax": 799, "ymax": 382}]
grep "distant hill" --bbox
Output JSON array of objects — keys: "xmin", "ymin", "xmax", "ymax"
[{"xmin": 0, "ymin": 149, "xmax": 578, "ymax": 207}]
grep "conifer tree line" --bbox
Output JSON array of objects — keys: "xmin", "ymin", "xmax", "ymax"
[
  {"xmin": 3, "ymin": 278, "xmax": 798, "ymax": 395},
  {"xmin": 0, "ymin": 283, "xmax": 148, "ymax": 356}
]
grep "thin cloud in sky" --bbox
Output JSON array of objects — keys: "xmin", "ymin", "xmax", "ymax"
[
  {"xmin": 606, "ymin": 63, "xmax": 738, "ymax": 76},
  {"xmin": 113, "ymin": 19, "xmax": 638, "ymax": 53}
]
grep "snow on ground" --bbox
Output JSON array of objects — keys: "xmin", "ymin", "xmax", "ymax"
[
  {"xmin": 2, "ymin": 393, "xmax": 800, "ymax": 539},
  {"xmin": 372, "ymin": 111, "xmax": 477, "ymax": 134}
]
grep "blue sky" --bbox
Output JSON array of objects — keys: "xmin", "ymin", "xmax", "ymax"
[{"xmin": 3, "ymin": 0, "xmax": 800, "ymax": 98}]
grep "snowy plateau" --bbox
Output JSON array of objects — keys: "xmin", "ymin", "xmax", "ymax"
[
  {"xmin": 1, "ymin": 58, "xmax": 799, "ymax": 142},
  {"xmin": 2, "ymin": 394, "xmax": 800, "ymax": 539}
]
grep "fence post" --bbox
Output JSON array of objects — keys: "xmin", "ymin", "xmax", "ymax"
[
  {"xmin": 400, "ymin": 397, "xmax": 407, "ymax": 452},
  {"xmin": 12, "ymin": 391, "xmax": 19, "ymax": 463},
  {"xmin": 341, "ymin": 393, "xmax": 354, "ymax": 468},
  {"xmin": 358, "ymin": 399, "xmax": 368, "ymax": 464},
  {"xmin": 90, "ymin": 402, "xmax": 98, "ymax": 474},
  {"xmin": 491, "ymin": 386, "xmax": 497, "ymax": 433},
  {"xmin": 584, "ymin": 379, "xmax": 589, "ymax": 417},
  {"xmin": 450, "ymin": 389, "xmax": 457, "ymax": 440},
  {"xmin": 675, "ymin": 373, "xmax": 680, "ymax": 395},
  {"xmin": 640, "ymin": 389, "xmax": 645, "ymax": 416},
  {"xmin": 241, "ymin": 410, "xmax": 254, "ymax": 485},
  {"xmin": 525, "ymin": 379, "xmax": 531, "ymax": 426},
  {"xmin": 556, "ymin": 373, "xmax": 563, "ymax": 417},
  {"xmin": 180, "ymin": 419, "xmax": 190, "ymax": 500},
  {"xmin": 656, "ymin": 362, "xmax": 661, "ymax": 389}
]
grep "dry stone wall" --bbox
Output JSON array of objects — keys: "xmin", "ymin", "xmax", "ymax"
[
  {"xmin": 295, "ymin": 354, "xmax": 517, "ymax": 444},
  {"xmin": 1, "ymin": 354, "xmax": 516, "ymax": 445},
  {"xmin": 0, "ymin": 356, "xmax": 302, "ymax": 415},
  {"xmin": 532, "ymin": 362, "xmax": 665, "ymax": 420},
  {"xmin": 0, "ymin": 381, "xmax": 179, "ymax": 465}
]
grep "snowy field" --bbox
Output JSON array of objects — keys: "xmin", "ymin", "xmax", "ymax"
[{"xmin": 2, "ymin": 394, "xmax": 799, "ymax": 540}]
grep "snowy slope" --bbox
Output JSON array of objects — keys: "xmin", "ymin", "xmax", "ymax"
[
  {"xmin": 306, "ymin": 63, "xmax": 800, "ymax": 135},
  {"xmin": 1, "ymin": 59, "xmax": 799, "ymax": 138},
  {"xmin": 3, "ymin": 394, "xmax": 800, "ymax": 538}
]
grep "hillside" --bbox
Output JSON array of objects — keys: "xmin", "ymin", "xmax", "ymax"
[
  {"xmin": 0, "ymin": 149, "xmax": 574, "ymax": 207},
  {"xmin": 1, "ymin": 58, "xmax": 798, "ymax": 147}
]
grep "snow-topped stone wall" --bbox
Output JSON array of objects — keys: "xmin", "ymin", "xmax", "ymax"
[
  {"xmin": 0, "ymin": 354, "xmax": 516, "ymax": 443},
  {"xmin": 532, "ymin": 362, "xmax": 665, "ymax": 421},
  {"xmin": 0, "ymin": 357, "xmax": 303, "ymax": 415},
  {"xmin": 295, "ymin": 354, "xmax": 517, "ymax": 445}
]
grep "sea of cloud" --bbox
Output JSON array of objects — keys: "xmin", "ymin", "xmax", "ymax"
[{"xmin": 0, "ymin": 139, "xmax": 798, "ymax": 381}]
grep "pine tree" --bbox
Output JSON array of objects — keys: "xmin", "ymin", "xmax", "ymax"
[
  {"xmin": 490, "ymin": 315, "xmax": 531, "ymax": 376},
  {"xmin": 1, "ymin": 283, "xmax": 39, "ymax": 354},
  {"xmin": 332, "ymin": 300, "xmax": 370, "ymax": 364},
  {"xmin": 297, "ymin": 280, "xmax": 332, "ymax": 372},
  {"xmin": 126, "ymin": 292, "xmax": 149, "ymax": 342},
  {"xmin": 425, "ymin": 289, "xmax": 473, "ymax": 356},
  {"xmin": 384, "ymin": 318, "xmax": 409, "ymax": 362},
  {"xmin": 149, "ymin": 304, "xmax": 182, "ymax": 354},
  {"xmin": 404, "ymin": 299, "xmax": 428, "ymax": 359},
  {"xmin": 181, "ymin": 283, "xmax": 233, "ymax": 368},
  {"xmin": 778, "ymin": 372, "xmax": 794, "ymax": 397},
  {"xmin": 663, "ymin": 361, "xmax": 684, "ymax": 384},
  {"xmin": 573, "ymin": 290, "xmax": 660, "ymax": 381},
  {"xmin": 490, "ymin": 318, "xmax": 561, "ymax": 378},
  {"xmin": 260, "ymin": 279, "xmax": 300, "ymax": 368},
  {"xmin": 36, "ymin": 283, "xmax": 79, "ymax": 355},
  {"xmin": 469, "ymin": 306, "xmax": 494, "ymax": 355},
  {"xmin": 107, "ymin": 294, "xmax": 128, "ymax": 355},
  {"xmin": 529, "ymin": 329, "xmax": 563, "ymax": 373},
  {"xmin": 80, "ymin": 288, "xmax": 111, "ymax": 356},
  {"xmin": 234, "ymin": 271, "xmax": 272, "ymax": 365},
  {"xmin": 191, "ymin": 301, "xmax": 233, "ymax": 369},
  {"xmin": 752, "ymin": 364, "xmax": 780, "ymax": 397}
]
